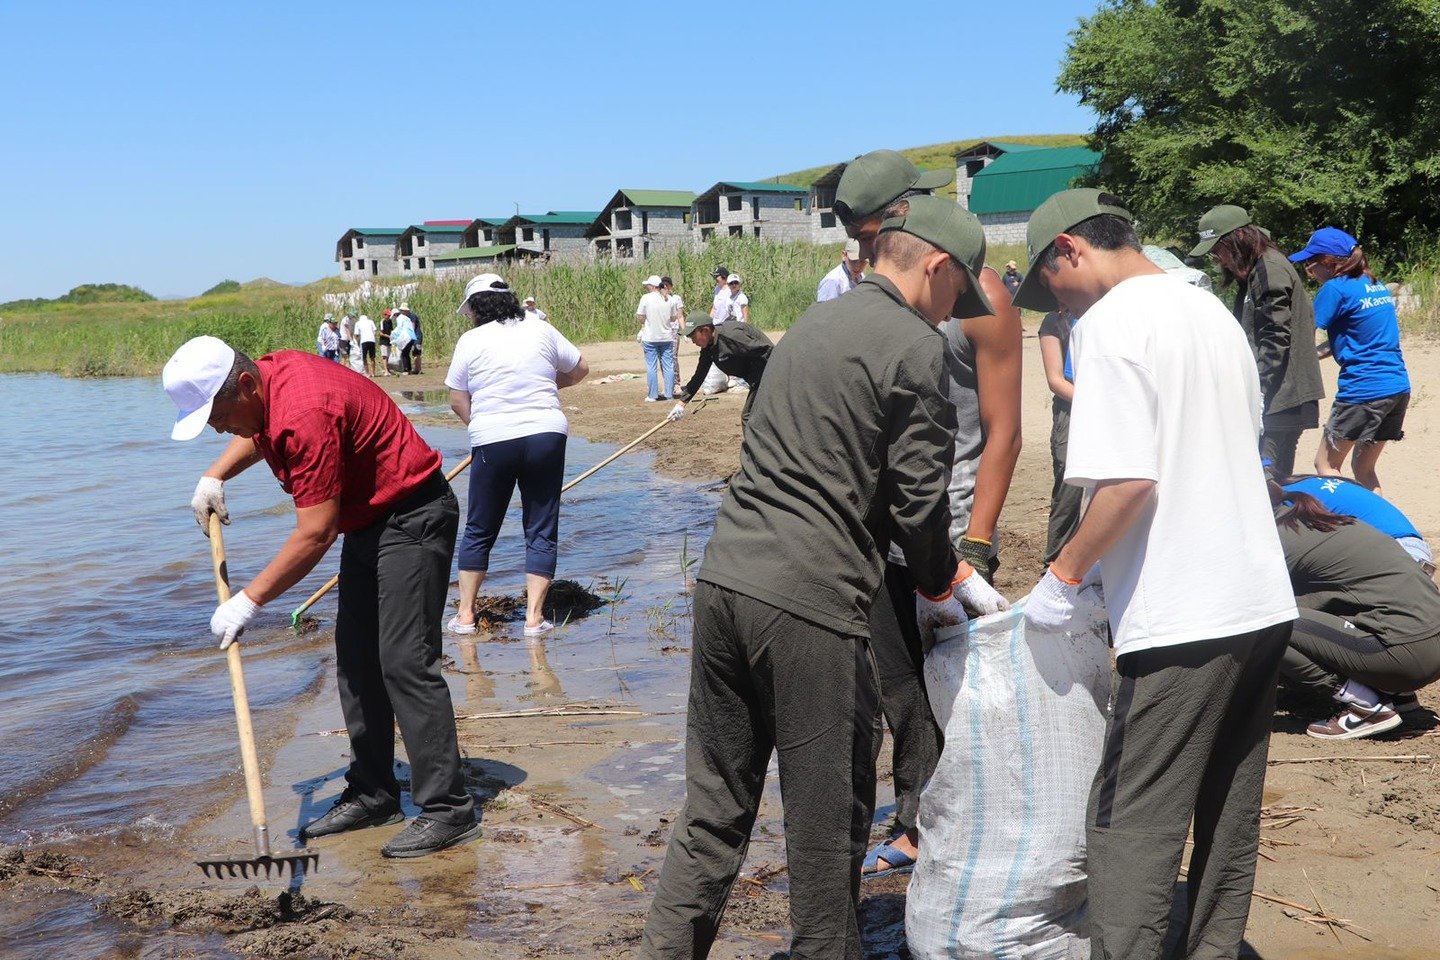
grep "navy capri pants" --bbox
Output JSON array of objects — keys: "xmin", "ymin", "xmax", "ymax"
[{"xmin": 458, "ymin": 431, "xmax": 566, "ymax": 578}]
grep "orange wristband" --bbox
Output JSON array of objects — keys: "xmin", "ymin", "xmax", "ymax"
[{"xmin": 1048, "ymin": 564, "xmax": 1083, "ymax": 586}]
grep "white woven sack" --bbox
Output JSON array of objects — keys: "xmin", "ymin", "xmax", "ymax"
[{"xmin": 907, "ymin": 596, "xmax": 1111, "ymax": 960}]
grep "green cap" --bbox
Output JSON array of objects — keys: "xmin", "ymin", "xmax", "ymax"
[
  {"xmin": 680, "ymin": 311, "xmax": 715, "ymax": 337},
  {"xmin": 1188, "ymin": 204, "xmax": 1251, "ymax": 258},
  {"xmin": 835, "ymin": 149, "xmax": 954, "ymax": 223},
  {"xmin": 1011, "ymin": 188, "xmax": 1134, "ymax": 312},
  {"xmin": 878, "ymin": 194, "xmax": 995, "ymax": 319}
]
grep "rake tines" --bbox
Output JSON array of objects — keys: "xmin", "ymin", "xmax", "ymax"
[{"xmin": 196, "ymin": 850, "xmax": 320, "ymax": 880}]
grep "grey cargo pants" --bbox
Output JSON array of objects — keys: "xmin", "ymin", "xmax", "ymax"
[
  {"xmin": 1087, "ymin": 622, "xmax": 1291, "ymax": 960},
  {"xmin": 640, "ymin": 581, "xmax": 881, "ymax": 960}
]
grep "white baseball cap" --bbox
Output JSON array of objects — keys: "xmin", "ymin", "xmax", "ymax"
[
  {"xmin": 457, "ymin": 273, "xmax": 509, "ymax": 313},
  {"xmin": 164, "ymin": 336, "xmax": 235, "ymax": 441},
  {"xmin": 523, "ymin": 295, "xmax": 536, "ymax": 304},
  {"xmin": 727, "ymin": 274, "xmax": 742, "ymax": 285},
  {"xmin": 399, "ymin": 302, "xmax": 410, "ymax": 310},
  {"xmin": 844, "ymin": 239, "xmax": 863, "ymax": 260},
  {"xmin": 643, "ymin": 275, "xmax": 662, "ymax": 287}
]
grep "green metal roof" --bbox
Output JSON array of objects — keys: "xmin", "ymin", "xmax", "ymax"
[
  {"xmin": 430, "ymin": 244, "xmax": 517, "ymax": 262},
  {"xmin": 968, "ymin": 147, "xmax": 1103, "ymax": 215},
  {"xmin": 349, "ymin": 227, "xmax": 406, "ymax": 236},
  {"xmin": 618, "ymin": 189, "xmax": 696, "ymax": 208},
  {"xmin": 515, "ymin": 211, "xmax": 601, "ymax": 226},
  {"xmin": 720, "ymin": 181, "xmax": 807, "ymax": 194},
  {"xmin": 985, "ymin": 141, "xmax": 1048, "ymax": 153},
  {"xmin": 402, "ymin": 224, "xmax": 465, "ymax": 235},
  {"xmin": 473, "ymin": 217, "xmax": 509, "ymax": 226}
]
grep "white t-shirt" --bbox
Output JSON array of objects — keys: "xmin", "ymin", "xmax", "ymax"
[
  {"xmin": 524, "ymin": 307, "xmax": 548, "ymax": 323},
  {"xmin": 816, "ymin": 263, "xmax": 863, "ymax": 302},
  {"xmin": 338, "ymin": 316, "xmax": 353, "ymax": 342},
  {"xmin": 712, "ymin": 285, "xmax": 732, "ymax": 323},
  {"xmin": 730, "ymin": 291, "xmax": 749, "ymax": 320},
  {"xmin": 1065, "ymin": 273, "xmax": 1296, "ymax": 656},
  {"xmin": 667, "ymin": 295, "xmax": 684, "ymax": 333},
  {"xmin": 444, "ymin": 317, "xmax": 582, "ymax": 447},
  {"xmin": 636, "ymin": 291, "xmax": 674, "ymax": 342},
  {"xmin": 353, "ymin": 315, "xmax": 376, "ymax": 344}
]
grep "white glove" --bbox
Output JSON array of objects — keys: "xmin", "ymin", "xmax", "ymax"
[
  {"xmin": 666, "ymin": 402, "xmax": 686, "ymax": 423},
  {"xmin": 915, "ymin": 577, "xmax": 971, "ymax": 654},
  {"xmin": 211, "ymin": 590, "xmax": 260, "ymax": 650},
  {"xmin": 954, "ymin": 566, "xmax": 1010, "ymax": 615},
  {"xmin": 1023, "ymin": 567, "xmax": 1096, "ymax": 632},
  {"xmin": 191, "ymin": 477, "xmax": 229, "ymax": 534}
]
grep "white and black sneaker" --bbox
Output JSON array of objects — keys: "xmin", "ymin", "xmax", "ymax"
[{"xmin": 1306, "ymin": 702, "xmax": 1402, "ymax": 741}]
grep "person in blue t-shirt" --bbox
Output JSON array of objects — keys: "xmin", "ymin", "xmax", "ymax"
[
  {"xmin": 1282, "ymin": 474, "xmax": 1433, "ymax": 570},
  {"xmin": 1289, "ymin": 227, "xmax": 1410, "ymax": 496}
]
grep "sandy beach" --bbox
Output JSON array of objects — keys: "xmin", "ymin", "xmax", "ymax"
[{"xmin": 4, "ymin": 326, "xmax": 1438, "ymax": 959}]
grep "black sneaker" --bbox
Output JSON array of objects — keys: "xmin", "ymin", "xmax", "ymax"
[
  {"xmin": 380, "ymin": 816, "xmax": 481, "ymax": 859},
  {"xmin": 300, "ymin": 790, "xmax": 403, "ymax": 840},
  {"xmin": 1393, "ymin": 692, "xmax": 1423, "ymax": 715}
]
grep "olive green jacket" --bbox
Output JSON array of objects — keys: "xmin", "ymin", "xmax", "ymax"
[{"xmin": 1233, "ymin": 247, "xmax": 1325, "ymax": 417}]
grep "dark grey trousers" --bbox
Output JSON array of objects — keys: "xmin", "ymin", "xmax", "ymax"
[
  {"xmin": 1087, "ymin": 622, "xmax": 1291, "ymax": 960},
  {"xmin": 335, "ymin": 473, "xmax": 474, "ymax": 826},
  {"xmin": 640, "ymin": 582, "xmax": 881, "ymax": 960},
  {"xmin": 1045, "ymin": 401, "xmax": 1084, "ymax": 566},
  {"xmin": 868, "ymin": 561, "xmax": 939, "ymax": 834},
  {"xmin": 1281, "ymin": 609, "xmax": 1440, "ymax": 698}
]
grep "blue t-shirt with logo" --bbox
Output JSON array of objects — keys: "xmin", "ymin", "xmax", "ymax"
[
  {"xmin": 1284, "ymin": 476, "xmax": 1421, "ymax": 541},
  {"xmin": 1313, "ymin": 275, "xmax": 1410, "ymax": 402}
]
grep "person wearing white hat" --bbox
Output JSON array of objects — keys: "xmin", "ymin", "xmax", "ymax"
[
  {"xmin": 522, "ymin": 295, "xmax": 547, "ymax": 323},
  {"xmin": 163, "ymin": 335, "xmax": 478, "ymax": 859},
  {"xmin": 397, "ymin": 302, "xmax": 423, "ymax": 375},
  {"xmin": 446, "ymin": 274, "xmax": 589, "ymax": 636},
  {"xmin": 636, "ymin": 275, "xmax": 676, "ymax": 402},
  {"xmin": 725, "ymin": 274, "xmax": 749, "ymax": 323},
  {"xmin": 317, "ymin": 315, "xmax": 339, "ymax": 361},
  {"xmin": 816, "ymin": 239, "xmax": 868, "ymax": 302}
]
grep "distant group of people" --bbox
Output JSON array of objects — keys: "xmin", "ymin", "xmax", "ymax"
[
  {"xmin": 163, "ymin": 142, "xmax": 1432, "ymax": 960},
  {"xmin": 317, "ymin": 304, "xmax": 424, "ymax": 377}
]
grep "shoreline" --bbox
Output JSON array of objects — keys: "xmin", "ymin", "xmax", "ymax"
[{"xmin": 5, "ymin": 333, "xmax": 1440, "ymax": 958}]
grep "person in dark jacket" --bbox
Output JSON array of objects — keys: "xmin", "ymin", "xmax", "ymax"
[
  {"xmin": 1269, "ymin": 482, "xmax": 1440, "ymax": 740},
  {"xmin": 665, "ymin": 312, "xmax": 772, "ymax": 426},
  {"xmin": 639, "ymin": 196, "xmax": 996, "ymax": 960},
  {"xmin": 1191, "ymin": 205, "xmax": 1325, "ymax": 477}
]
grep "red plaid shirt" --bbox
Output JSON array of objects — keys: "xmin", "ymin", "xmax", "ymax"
[{"xmin": 254, "ymin": 351, "xmax": 442, "ymax": 533}]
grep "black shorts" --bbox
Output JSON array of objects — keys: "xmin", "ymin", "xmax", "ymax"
[
  {"xmin": 361, "ymin": 341, "xmax": 376, "ymax": 360},
  {"xmin": 1325, "ymin": 392, "xmax": 1409, "ymax": 444}
]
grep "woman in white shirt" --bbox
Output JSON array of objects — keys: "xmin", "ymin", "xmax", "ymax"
[{"xmin": 445, "ymin": 274, "xmax": 589, "ymax": 636}]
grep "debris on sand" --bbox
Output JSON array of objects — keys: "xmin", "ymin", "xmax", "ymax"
[
  {"xmin": 0, "ymin": 847, "xmax": 98, "ymax": 884},
  {"xmin": 462, "ymin": 579, "xmax": 606, "ymax": 627},
  {"xmin": 103, "ymin": 885, "xmax": 353, "ymax": 933}
]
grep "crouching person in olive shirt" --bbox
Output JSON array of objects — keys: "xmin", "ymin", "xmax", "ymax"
[
  {"xmin": 640, "ymin": 196, "xmax": 999, "ymax": 960},
  {"xmin": 665, "ymin": 313, "xmax": 774, "ymax": 427}
]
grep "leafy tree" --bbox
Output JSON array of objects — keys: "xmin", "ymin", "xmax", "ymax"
[
  {"xmin": 201, "ymin": 279, "xmax": 242, "ymax": 296},
  {"xmin": 1059, "ymin": 0, "xmax": 1440, "ymax": 260}
]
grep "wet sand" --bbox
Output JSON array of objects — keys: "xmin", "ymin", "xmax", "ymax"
[{"xmin": 7, "ymin": 331, "xmax": 1440, "ymax": 958}]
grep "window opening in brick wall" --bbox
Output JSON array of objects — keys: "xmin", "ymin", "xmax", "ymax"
[{"xmin": 727, "ymin": 194, "xmax": 742, "ymax": 212}]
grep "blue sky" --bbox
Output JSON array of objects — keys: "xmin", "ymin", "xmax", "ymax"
[{"xmin": 0, "ymin": 0, "xmax": 1098, "ymax": 301}]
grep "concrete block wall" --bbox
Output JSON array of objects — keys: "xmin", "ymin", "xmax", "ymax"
[
  {"xmin": 979, "ymin": 212, "xmax": 1028, "ymax": 246},
  {"xmin": 340, "ymin": 236, "xmax": 403, "ymax": 282},
  {"xmin": 696, "ymin": 190, "xmax": 809, "ymax": 241}
]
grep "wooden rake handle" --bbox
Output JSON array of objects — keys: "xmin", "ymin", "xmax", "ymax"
[{"xmin": 209, "ymin": 514, "xmax": 272, "ymax": 857}]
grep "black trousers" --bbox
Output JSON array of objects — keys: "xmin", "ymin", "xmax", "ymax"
[
  {"xmin": 1045, "ymin": 401, "xmax": 1084, "ymax": 565},
  {"xmin": 334, "ymin": 473, "xmax": 474, "ymax": 825},
  {"xmin": 1281, "ymin": 608, "xmax": 1440, "ymax": 698},
  {"xmin": 1087, "ymin": 622, "xmax": 1291, "ymax": 960},
  {"xmin": 641, "ymin": 582, "xmax": 880, "ymax": 960},
  {"xmin": 868, "ymin": 561, "xmax": 940, "ymax": 834}
]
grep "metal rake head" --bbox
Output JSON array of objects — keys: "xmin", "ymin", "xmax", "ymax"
[{"xmin": 196, "ymin": 851, "xmax": 320, "ymax": 880}]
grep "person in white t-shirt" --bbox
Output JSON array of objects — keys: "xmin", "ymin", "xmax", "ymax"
[
  {"xmin": 337, "ymin": 313, "xmax": 354, "ymax": 363},
  {"xmin": 816, "ymin": 239, "xmax": 867, "ymax": 302},
  {"xmin": 636, "ymin": 275, "xmax": 676, "ymax": 402},
  {"xmin": 660, "ymin": 276, "xmax": 684, "ymax": 396},
  {"xmin": 522, "ymin": 295, "xmax": 547, "ymax": 323},
  {"xmin": 1012, "ymin": 190, "xmax": 1298, "ymax": 960},
  {"xmin": 726, "ymin": 275, "xmax": 750, "ymax": 322},
  {"xmin": 445, "ymin": 274, "xmax": 589, "ymax": 637},
  {"xmin": 710, "ymin": 265, "xmax": 732, "ymax": 324},
  {"xmin": 353, "ymin": 313, "xmax": 378, "ymax": 377}
]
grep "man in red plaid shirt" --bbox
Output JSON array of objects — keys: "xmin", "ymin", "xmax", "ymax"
[{"xmin": 164, "ymin": 335, "xmax": 478, "ymax": 859}]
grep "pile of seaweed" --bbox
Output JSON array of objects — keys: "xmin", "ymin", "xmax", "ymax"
[{"xmin": 464, "ymin": 579, "xmax": 607, "ymax": 628}]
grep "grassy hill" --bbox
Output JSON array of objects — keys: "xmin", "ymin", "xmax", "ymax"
[{"xmin": 764, "ymin": 134, "xmax": 1090, "ymax": 199}]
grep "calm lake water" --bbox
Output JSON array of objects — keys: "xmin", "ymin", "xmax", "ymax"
[{"xmin": 0, "ymin": 373, "xmax": 721, "ymax": 956}]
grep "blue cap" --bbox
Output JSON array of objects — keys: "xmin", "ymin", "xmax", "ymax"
[{"xmin": 1288, "ymin": 227, "xmax": 1358, "ymax": 263}]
